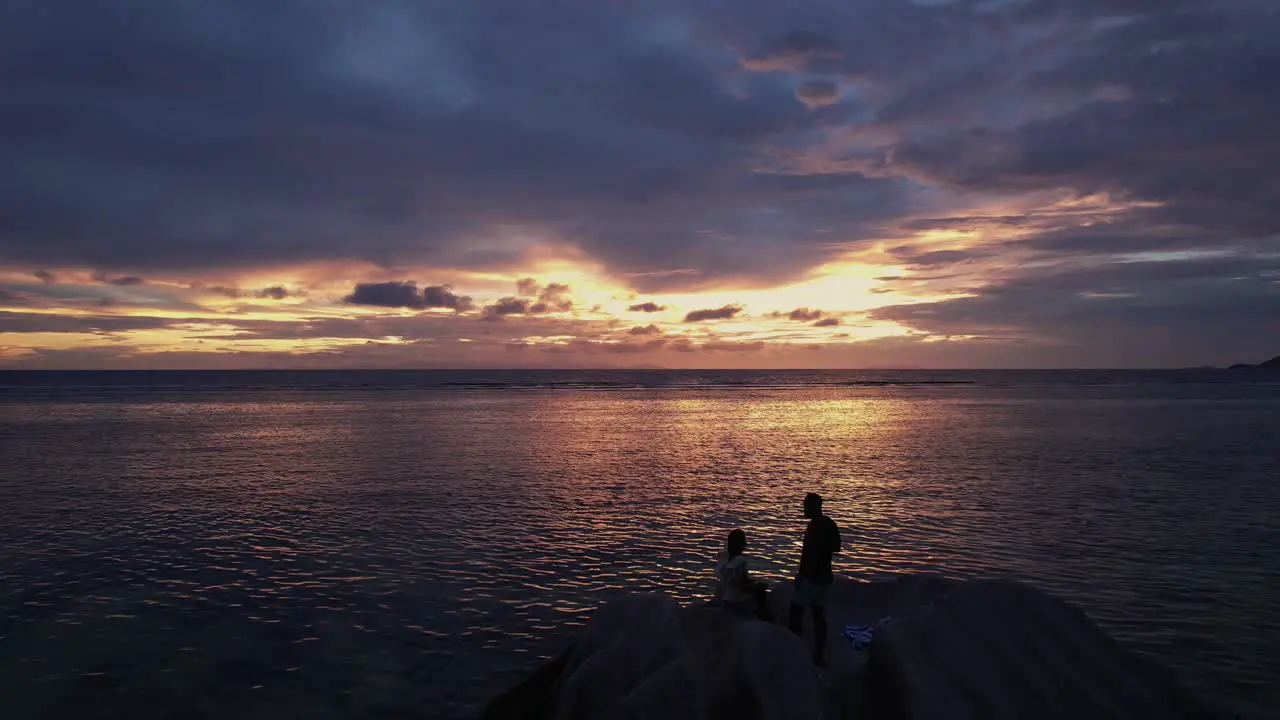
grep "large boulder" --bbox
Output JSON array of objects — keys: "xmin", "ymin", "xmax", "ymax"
[
  {"xmin": 481, "ymin": 592, "xmax": 822, "ymax": 720},
  {"xmin": 482, "ymin": 576, "xmax": 1217, "ymax": 720},
  {"xmin": 862, "ymin": 579, "xmax": 1215, "ymax": 719},
  {"xmin": 765, "ymin": 574, "xmax": 964, "ymax": 719},
  {"xmin": 553, "ymin": 593, "xmax": 689, "ymax": 720}
]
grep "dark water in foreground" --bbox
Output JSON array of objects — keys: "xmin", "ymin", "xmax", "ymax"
[{"xmin": 1, "ymin": 369, "xmax": 1277, "ymax": 719}]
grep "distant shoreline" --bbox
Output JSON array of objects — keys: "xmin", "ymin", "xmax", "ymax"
[{"xmin": 1227, "ymin": 354, "xmax": 1280, "ymax": 371}]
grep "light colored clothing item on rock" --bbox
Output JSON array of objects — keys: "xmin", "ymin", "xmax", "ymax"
[
  {"xmin": 716, "ymin": 552, "xmax": 753, "ymax": 604},
  {"xmin": 841, "ymin": 616, "xmax": 894, "ymax": 650}
]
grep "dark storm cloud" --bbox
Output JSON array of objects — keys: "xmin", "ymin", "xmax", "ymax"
[
  {"xmin": 423, "ymin": 285, "xmax": 474, "ymax": 311},
  {"xmin": 481, "ymin": 297, "xmax": 531, "ymax": 320},
  {"xmin": 628, "ymin": 302, "xmax": 667, "ymax": 313},
  {"xmin": 684, "ymin": 305, "xmax": 743, "ymax": 322},
  {"xmin": 483, "ymin": 284, "xmax": 572, "ymax": 319},
  {"xmin": 343, "ymin": 281, "xmax": 471, "ymax": 311},
  {"xmin": 344, "ymin": 282, "xmax": 428, "ymax": 310}
]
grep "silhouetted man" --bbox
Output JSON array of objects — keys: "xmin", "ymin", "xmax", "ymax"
[{"xmin": 790, "ymin": 492, "xmax": 841, "ymax": 665}]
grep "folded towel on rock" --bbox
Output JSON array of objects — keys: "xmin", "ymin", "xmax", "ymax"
[{"xmin": 841, "ymin": 616, "xmax": 894, "ymax": 651}]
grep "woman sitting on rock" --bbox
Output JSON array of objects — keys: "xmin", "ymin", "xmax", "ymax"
[{"xmin": 714, "ymin": 529, "xmax": 773, "ymax": 621}]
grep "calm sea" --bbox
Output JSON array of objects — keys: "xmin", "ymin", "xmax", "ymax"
[{"xmin": 1, "ymin": 370, "xmax": 1277, "ymax": 719}]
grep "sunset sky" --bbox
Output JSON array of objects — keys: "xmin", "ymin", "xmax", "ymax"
[{"xmin": 2, "ymin": 0, "xmax": 1278, "ymax": 369}]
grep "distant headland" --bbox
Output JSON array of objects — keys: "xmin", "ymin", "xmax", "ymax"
[{"xmin": 1228, "ymin": 355, "xmax": 1280, "ymax": 370}]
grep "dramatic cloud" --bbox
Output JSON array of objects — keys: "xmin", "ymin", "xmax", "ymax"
[
  {"xmin": 343, "ymin": 281, "xmax": 471, "ymax": 311},
  {"xmin": 684, "ymin": 305, "xmax": 744, "ymax": 322},
  {"xmin": 258, "ymin": 286, "xmax": 290, "ymax": 301},
  {"xmin": 423, "ymin": 285, "xmax": 474, "ymax": 311},
  {"xmin": 627, "ymin": 324, "xmax": 662, "ymax": 336},
  {"xmin": 813, "ymin": 317, "xmax": 840, "ymax": 327},
  {"xmin": 871, "ymin": 253, "xmax": 1280, "ymax": 365},
  {"xmin": 483, "ymin": 281, "xmax": 573, "ymax": 318},
  {"xmin": 795, "ymin": 80, "xmax": 840, "ymax": 109},
  {"xmin": 784, "ymin": 308, "xmax": 824, "ymax": 321},
  {"xmin": 516, "ymin": 278, "xmax": 540, "ymax": 297},
  {"xmin": 344, "ymin": 282, "xmax": 430, "ymax": 310},
  {"xmin": 3, "ymin": 0, "xmax": 1278, "ymax": 368},
  {"xmin": 530, "ymin": 282, "xmax": 573, "ymax": 313},
  {"xmin": 0, "ymin": 1, "xmax": 884, "ymax": 289},
  {"xmin": 741, "ymin": 29, "xmax": 843, "ymax": 73},
  {"xmin": 628, "ymin": 302, "xmax": 667, "ymax": 313},
  {"xmin": 482, "ymin": 297, "xmax": 531, "ymax": 320}
]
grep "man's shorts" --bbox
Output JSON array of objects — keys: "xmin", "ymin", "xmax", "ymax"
[{"xmin": 792, "ymin": 578, "xmax": 831, "ymax": 608}]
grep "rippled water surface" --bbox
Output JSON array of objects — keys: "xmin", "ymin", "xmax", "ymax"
[{"xmin": 1, "ymin": 370, "xmax": 1277, "ymax": 719}]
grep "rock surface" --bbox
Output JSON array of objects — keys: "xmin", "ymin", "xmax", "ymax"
[
  {"xmin": 864, "ymin": 579, "xmax": 1214, "ymax": 720},
  {"xmin": 480, "ymin": 575, "xmax": 1216, "ymax": 720},
  {"xmin": 481, "ymin": 592, "xmax": 821, "ymax": 720}
]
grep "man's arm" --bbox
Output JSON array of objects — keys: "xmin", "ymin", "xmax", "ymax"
[{"xmin": 829, "ymin": 519, "xmax": 842, "ymax": 554}]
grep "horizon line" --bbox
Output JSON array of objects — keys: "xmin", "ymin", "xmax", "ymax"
[{"xmin": 0, "ymin": 366, "xmax": 1239, "ymax": 373}]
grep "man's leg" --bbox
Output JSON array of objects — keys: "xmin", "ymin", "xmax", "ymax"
[
  {"xmin": 790, "ymin": 579, "xmax": 808, "ymax": 635},
  {"xmin": 812, "ymin": 605, "xmax": 828, "ymax": 665}
]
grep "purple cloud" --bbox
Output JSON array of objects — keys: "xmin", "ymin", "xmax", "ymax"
[{"xmin": 684, "ymin": 305, "xmax": 743, "ymax": 322}]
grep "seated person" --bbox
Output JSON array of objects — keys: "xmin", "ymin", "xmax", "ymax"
[{"xmin": 714, "ymin": 529, "xmax": 773, "ymax": 621}]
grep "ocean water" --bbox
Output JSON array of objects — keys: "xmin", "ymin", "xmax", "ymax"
[{"xmin": 0, "ymin": 369, "xmax": 1277, "ymax": 719}]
